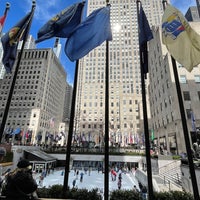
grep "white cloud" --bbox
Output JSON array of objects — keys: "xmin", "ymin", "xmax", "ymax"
[{"xmin": 22, "ymin": 0, "xmax": 64, "ymax": 24}]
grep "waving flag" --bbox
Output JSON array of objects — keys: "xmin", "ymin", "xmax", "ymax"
[
  {"xmin": 0, "ymin": 14, "xmax": 6, "ymax": 33},
  {"xmin": 65, "ymin": 5, "xmax": 112, "ymax": 61},
  {"xmin": 162, "ymin": 4, "xmax": 200, "ymax": 72},
  {"xmin": 138, "ymin": 4, "xmax": 153, "ymax": 76},
  {"xmin": 36, "ymin": 2, "xmax": 85, "ymax": 43},
  {"xmin": 1, "ymin": 11, "xmax": 33, "ymax": 73},
  {"xmin": 191, "ymin": 111, "xmax": 196, "ymax": 132},
  {"xmin": 50, "ymin": 117, "xmax": 55, "ymax": 128}
]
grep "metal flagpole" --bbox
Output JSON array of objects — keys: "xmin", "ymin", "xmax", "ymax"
[
  {"xmin": 0, "ymin": 2, "xmax": 10, "ymax": 36},
  {"xmin": 0, "ymin": 1, "xmax": 36, "ymax": 143},
  {"xmin": 136, "ymin": 1, "xmax": 154, "ymax": 199},
  {"xmin": 162, "ymin": 1, "xmax": 199, "ymax": 199},
  {"xmin": 104, "ymin": 0, "xmax": 110, "ymax": 198},
  {"xmin": 62, "ymin": 2, "xmax": 86, "ymax": 197},
  {"xmin": 62, "ymin": 60, "xmax": 79, "ymax": 197}
]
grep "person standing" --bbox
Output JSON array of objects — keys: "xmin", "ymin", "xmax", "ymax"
[
  {"xmin": 3, "ymin": 159, "xmax": 38, "ymax": 200},
  {"xmin": 72, "ymin": 179, "xmax": 76, "ymax": 188},
  {"xmin": 117, "ymin": 177, "xmax": 122, "ymax": 190},
  {"xmin": 80, "ymin": 172, "xmax": 84, "ymax": 182},
  {"xmin": 0, "ymin": 147, "xmax": 6, "ymax": 163}
]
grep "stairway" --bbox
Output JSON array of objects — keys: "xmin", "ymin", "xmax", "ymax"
[{"xmin": 158, "ymin": 160, "xmax": 182, "ymax": 188}]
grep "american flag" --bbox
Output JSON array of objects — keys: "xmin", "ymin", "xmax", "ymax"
[
  {"xmin": 0, "ymin": 14, "xmax": 6, "ymax": 33},
  {"xmin": 50, "ymin": 117, "xmax": 55, "ymax": 128}
]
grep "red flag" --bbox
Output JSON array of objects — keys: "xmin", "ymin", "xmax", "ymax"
[{"xmin": 0, "ymin": 15, "xmax": 6, "ymax": 33}]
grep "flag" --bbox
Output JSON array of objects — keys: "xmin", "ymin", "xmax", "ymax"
[
  {"xmin": 138, "ymin": 4, "xmax": 153, "ymax": 76},
  {"xmin": 162, "ymin": 4, "xmax": 200, "ymax": 72},
  {"xmin": 0, "ymin": 14, "xmax": 6, "ymax": 33},
  {"xmin": 36, "ymin": 2, "xmax": 85, "ymax": 43},
  {"xmin": 50, "ymin": 117, "xmax": 55, "ymax": 128},
  {"xmin": 1, "ymin": 11, "xmax": 33, "ymax": 73},
  {"xmin": 151, "ymin": 129, "xmax": 154, "ymax": 141},
  {"xmin": 191, "ymin": 111, "xmax": 196, "ymax": 132},
  {"xmin": 65, "ymin": 5, "xmax": 112, "ymax": 61}
]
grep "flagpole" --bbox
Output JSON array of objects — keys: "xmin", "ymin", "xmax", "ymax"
[
  {"xmin": 0, "ymin": 1, "xmax": 36, "ymax": 144},
  {"xmin": 136, "ymin": 1, "xmax": 154, "ymax": 199},
  {"xmin": 162, "ymin": 1, "xmax": 199, "ymax": 199},
  {"xmin": 62, "ymin": 2, "xmax": 86, "ymax": 196},
  {"xmin": 0, "ymin": 2, "xmax": 10, "ymax": 36},
  {"xmin": 104, "ymin": 1, "xmax": 110, "ymax": 199},
  {"xmin": 62, "ymin": 60, "xmax": 79, "ymax": 197}
]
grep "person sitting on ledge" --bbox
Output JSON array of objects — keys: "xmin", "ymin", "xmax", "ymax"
[{"xmin": 3, "ymin": 159, "xmax": 38, "ymax": 200}]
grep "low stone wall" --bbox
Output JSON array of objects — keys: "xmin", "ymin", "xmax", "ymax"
[{"xmin": 135, "ymin": 168, "xmax": 160, "ymax": 192}]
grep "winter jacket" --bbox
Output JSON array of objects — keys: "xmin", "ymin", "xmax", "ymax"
[{"xmin": 3, "ymin": 169, "xmax": 37, "ymax": 200}]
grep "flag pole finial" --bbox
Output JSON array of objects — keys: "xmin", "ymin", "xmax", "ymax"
[
  {"xmin": 32, "ymin": 0, "xmax": 36, "ymax": 8},
  {"xmin": 6, "ymin": 2, "xmax": 10, "ymax": 9}
]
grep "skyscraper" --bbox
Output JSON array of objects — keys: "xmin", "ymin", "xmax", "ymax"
[
  {"xmin": 75, "ymin": 0, "xmax": 165, "ymax": 146},
  {"xmin": 0, "ymin": 48, "xmax": 66, "ymax": 145},
  {"xmin": 185, "ymin": 6, "xmax": 200, "ymax": 22}
]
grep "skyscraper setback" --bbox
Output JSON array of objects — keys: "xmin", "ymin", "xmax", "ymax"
[{"xmin": 75, "ymin": 0, "xmax": 165, "ymax": 146}]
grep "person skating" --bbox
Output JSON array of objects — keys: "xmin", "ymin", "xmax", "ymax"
[{"xmin": 80, "ymin": 172, "xmax": 84, "ymax": 182}]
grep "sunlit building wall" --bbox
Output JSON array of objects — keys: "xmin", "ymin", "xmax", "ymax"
[{"xmin": 75, "ymin": 0, "xmax": 166, "ymax": 146}]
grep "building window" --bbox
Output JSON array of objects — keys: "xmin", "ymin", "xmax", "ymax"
[
  {"xmin": 183, "ymin": 91, "xmax": 191, "ymax": 101},
  {"xmin": 194, "ymin": 75, "xmax": 200, "ymax": 83},
  {"xmin": 180, "ymin": 75, "xmax": 187, "ymax": 83},
  {"xmin": 186, "ymin": 109, "xmax": 192, "ymax": 119}
]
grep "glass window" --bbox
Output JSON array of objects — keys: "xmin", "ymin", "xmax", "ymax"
[
  {"xmin": 180, "ymin": 75, "xmax": 187, "ymax": 83},
  {"xmin": 183, "ymin": 91, "xmax": 191, "ymax": 101},
  {"xmin": 194, "ymin": 75, "xmax": 200, "ymax": 83}
]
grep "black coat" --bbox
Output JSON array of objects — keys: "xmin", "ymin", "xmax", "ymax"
[{"xmin": 4, "ymin": 169, "xmax": 37, "ymax": 200}]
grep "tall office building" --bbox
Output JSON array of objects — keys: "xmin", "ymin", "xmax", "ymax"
[
  {"xmin": 185, "ymin": 6, "xmax": 200, "ymax": 22},
  {"xmin": 148, "ymin": 21, "xmax": 200, "ymax": 154},
  {"xmin": 0, "ymin": 48, "xmax": 66, "ymax": 144},
  {"xmin": 75, "ymin": 0, "xmax": 166, "ymax": 146},
  {"xmin": 63, "ymin": 83, "xmax": 73, "ymax": 121},
  {"xmin": 0, "ymin": 35, "xmax": 36, "ymax": 79},
  {"xmin": 196, "ymin": 0, "xmax": 200, "ymax": 18}
]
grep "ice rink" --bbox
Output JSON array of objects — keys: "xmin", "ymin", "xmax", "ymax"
[{"xmin": 34, "ymin": 168, "xmax": 139, "ymax": 192}]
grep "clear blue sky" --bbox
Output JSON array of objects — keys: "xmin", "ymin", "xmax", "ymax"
[{"xmin": 0, "ymin": 0, "xmax": 197, "ymax": 85}]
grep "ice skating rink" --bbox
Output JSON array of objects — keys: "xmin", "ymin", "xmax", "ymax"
[{"xmin": 34, "ymin": 169, "xmax": 139, "ymax": 192}]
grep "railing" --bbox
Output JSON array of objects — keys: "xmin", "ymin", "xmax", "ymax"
[{"xmin": 159, "ymin": 160, "xmax": 182, "ymax": 187}]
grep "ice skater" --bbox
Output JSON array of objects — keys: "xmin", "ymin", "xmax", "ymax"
[
  {"xmin": 118, "ymin": 178, "xmax": 122, "ymax": 189},
  {"xmin": 72, "ymin": 179, "xmax": 76, "ymax": 188}
]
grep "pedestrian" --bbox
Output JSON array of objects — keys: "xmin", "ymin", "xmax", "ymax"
[
  {"xmin": 76, "ymin": 170, "xmax": 79, "ymax": 179},
  {"xmin": 2, "ymin": 159, "xmax": 38, "ymax": 200},
  {"xmin": 0, "ymin": 147, "xmax": 6, "ymax": 163},
  {"xmin": 88, "ymin": 166, "xmax": 92, "ymax": 176},
  {"xmin": 72, "ymin": 179, "xmax": 76, "ymax": 188},
  {"xmin": 141, "ymin": 186, "xmax": 147, "ymax": 199},
  {"xmin": 80, "ymin": 172, "xmax": 84, "ymax": 182},
  {"xmin": 133, "ymin": 185, "xmax": 140, "ymax": 193},
  {"xmin": 117, "ymin": 178, "xmax": 121, "ymax": 190},
  {"xmin": 39, "ymin": 175, "xmax": 44, "ymax": 187}
]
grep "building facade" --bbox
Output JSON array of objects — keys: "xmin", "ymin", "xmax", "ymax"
[
  {"xmin": 148, "ymin": 22, "xmax": 200, "ymax": 154},
  {"xmin": 185, "ymin": 6, "xmax": 200, "ymax": 22},
  {"xmin": 74, "ymin": 0, "xmax": 166, "ymax": 147},
  {"xmin": 0, "ymin": 48, "xmax": 67, "ymax": 145},
  {"xmin": 0, "ymin": 35, "xmax": 36, "ymax": 79},
  {"xmin": 63, "ymin": 83, "xmax": 73, "ymax": 121}
]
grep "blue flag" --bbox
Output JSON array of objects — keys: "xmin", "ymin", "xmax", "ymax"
[
  {"xmin": 36, "ymin": 2, "xmax": 85, "ymax": 43},
  {"xmin": 138, "ymin": 5, "xmax": 153, "ymax": 76},
  {"xmin": 1, "ymin": 11, "xmax": 33, "ymax": 73},
  {"xmin": 65, "ymin": 6, "xmax": 112, "ymax": 61}
]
